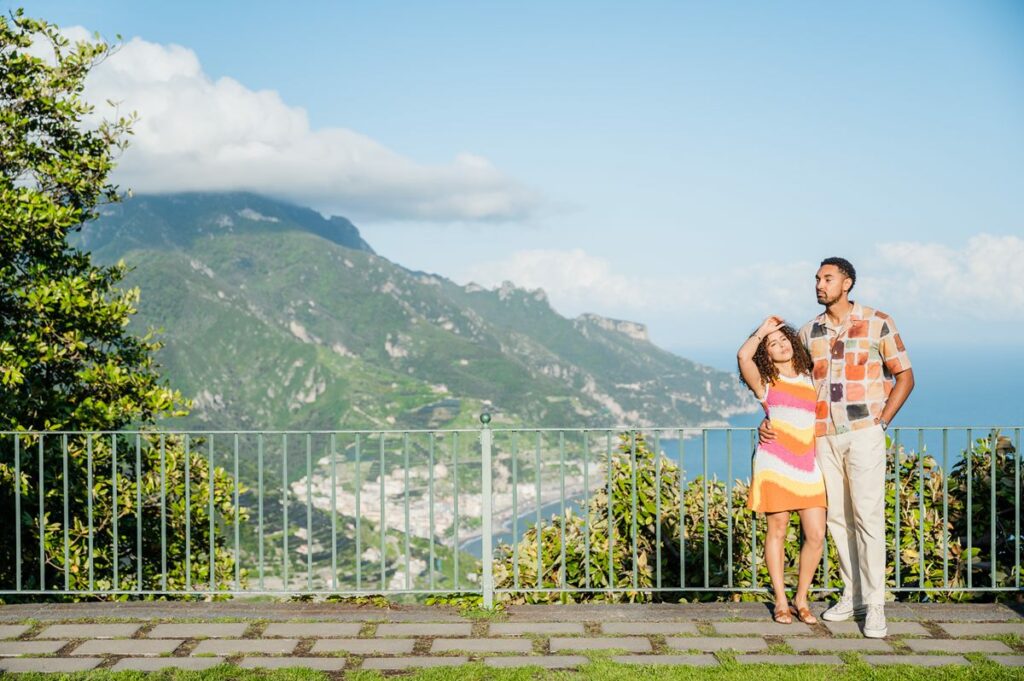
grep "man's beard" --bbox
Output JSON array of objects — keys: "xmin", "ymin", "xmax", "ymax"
[{"xmin": 817, "ymin": 291, "xmax": 840, "ymax": 306}]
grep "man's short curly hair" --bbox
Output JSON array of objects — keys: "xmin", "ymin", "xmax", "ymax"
[{"xmin": 820, "ymin": 257, "xmax": 856, "ymax": 292}]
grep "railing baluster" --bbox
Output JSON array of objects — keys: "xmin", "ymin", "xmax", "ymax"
[
  {"xmin": 583, "ymin": 430, "xmax": 590, "ymax": 590},
  {"xmin": 1011, "ymin": 426, "xmax": 1019, "ymax": 589},
  {"xmin": 208, "ymin": 435, "xmax": 215, "ymax": 592},
  {"xmin": 379, "ymin": 433, "xmax": 386, "ymax": 590},
  {"xmin": 511, "ymin": 431, "xmax": 519, "ymax": 591},
  {"xmin": 185, "ymin": 434, "xmax": 191, "ymax": 592},
  {"xmin": 726, "ymin": 430, "xmax": 732, "ymax": 588},
  {"xmin": 306, "ymin": 433, "xmax": 313, "ymax": 592},
  {"xmin": 680, "ymin": 429, "xmax": 687, "ymax": 589},
  {"xmin": 428, "ymin": 433, "xmax": 435, "ymax": 591},
  {"xmin": 258, "ymin": 433, "xmax": 265, "ymax": 590},
  {"xmin": 38, "ymin": 435, "xmax": 45, "ymax": 591},
  {"xmin": 559, "ymin": 430, "xmax": 566, "ymax": 589},
  {"xmin": 62, "ymin": 433, "xmax": 69, "ymax": 592},
  {"xmin": 967, "ymin": 428, "xmax": 973, "ymax": 589},
  {"xmin": 159, "ymin": 434, "xmax": 166, "ymax": 593},
  {"xmin": 942, "ymin": 428, "xmax": 949, "ymax": 588},
  {"xmin": 87, "ymin": 433, "xmax": 94, "ymax": 591},
  {"xmin": 655, "ymin": 430, "xmax": 662, "ymax": 590},
  {"xmin": 481, "ymin": 420, "xmax": 494, "ymax": 607},
  {"xmin": 750, "ymin": 430, "xmax": 757, "ymax": 591},
  {"xmin": 894, "ymin": 428, "xmax": 901, "ymax": 589},
  {"xmin": 990, "ymin": 428, "xmax": 997, "ymax": 588},
  {"xmin": 453, "ymin": 431, "xmax": 460, "ymax": 591},
  {"xmin": 918, "ymin": 429, "xmax": 925, "ymax": 590},
  {"xmin": 630, "ymin": 430, "xmax": 639, "ymax": 590},
  {"xmin": 702, "ymin": 430, "xmax": 709, "ymax": 589},
  {"xmin": 282, "ymin": 433, "xmax": 289, "ymax": 590},
  {"xmin": 134, "ymin": 434, "xmax": 141, "ymax": 594},
  {"xmin": 403, "ymin": 432, "xmax": 411, "ymax": 591},
  {"xmin": 607, "ymin": 431, "xmax": 613, "ymax": 591},
  {"xmin": 355, "ymin": 434, "xmax": 362, "ymax": 592},
  {"xmin": 111, "ymin": 434, "xmax": 118, "ymax": 592},
  {"xmin": 330, "ymin": 433, "xmax": 338, "ymax": 592},
  {"xmin": 14, "ymin": 435, "xmax": 21, "ymax": 592},
  {"xmin": 536, "ymin": 431, "xmax": 542, "ymax": 589},
  {"xmin": 235, "ymin": 434, "xmax": 241, "ymax": 592}
]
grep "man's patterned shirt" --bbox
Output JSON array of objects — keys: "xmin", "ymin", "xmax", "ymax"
[{"xmin": 799, "ymin": 302, "xmax": 911, "ymax": 437}]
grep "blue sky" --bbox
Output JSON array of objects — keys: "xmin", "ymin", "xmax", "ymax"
[{"xmin": 15, "ymin": 1, "xmax": 1024, "ymax": 358}]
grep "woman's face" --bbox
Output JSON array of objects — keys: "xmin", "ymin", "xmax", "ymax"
[{"xmin": 765, "ymin": 330, "xmax": 793, "ymax": 363}]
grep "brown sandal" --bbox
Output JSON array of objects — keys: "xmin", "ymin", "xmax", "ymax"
[
  {"xmin": 773, "ymin": 605, "xmax": 793, "ymax": 624},
  {"xmin": 791, "ymin": 605, "xmax": 818, "ymax": 625}
]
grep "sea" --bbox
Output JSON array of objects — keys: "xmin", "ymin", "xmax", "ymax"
[{"xmin": 680, "ymin": 343, "xmax": 1022, "ymax": 482}]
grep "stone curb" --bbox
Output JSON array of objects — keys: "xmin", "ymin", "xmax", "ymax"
[
  {"xmin": 263, "ymin": 622, "xmax": 362, "ymax": 637},
  {"xmin": 311, "ymin": 638, "xmax": 415, "ymax": 655},
  {"xmin": 0, "ymin": 657, "xmax": 103, "ymax": 672},
  {"xmin": 148, "ymin": 623, "xmax": 248, "ymax": 638},
  {"xmin": 737, "ymin": 655, "xmax": 844, "ymax": 665},
  {"xmin": 613, "ymin": 654, "xmax": 719, "ymax": 666},
  {"xmin": 431, "ymin": 638, "xmax": 534, "ymax": 653},
  {"xmin": 238, "ymin": 657, "xmax": 349, "ymax": 670},
  {"xmin": 111, "ymin": 658, "xmax": 226, "ymax": 671},
  {"xmin": 362, "ymin": 656, "xmax": 469, "ymax": 669},
  {"xmin": 861, "ymin": 654, "xmax": 970, "ymax": 666},
  {"xmin": 484, "ymin": 655, "xmax": 587, "ymax": 668},
  {"xmin": 550, "ymin": 636, "xmax": 652, "ymax": 652},
  {"xmin": 35, "ymin": 624, "xmax": 139, "ymax": 639},
  {"xmin": 70, "ymin": 639, "xmax": 184, "ymax": 656}
]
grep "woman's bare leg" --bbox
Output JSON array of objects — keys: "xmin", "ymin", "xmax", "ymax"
[
  {"xmin": 765, "ymin": 511, "xmax": 791, "ymax": 612},
  {"xmin": 794, "ymin": 507, "xmax": 827, "ymax": 611}
]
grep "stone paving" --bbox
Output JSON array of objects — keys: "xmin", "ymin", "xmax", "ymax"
[{"xmin": 0, "ymin": 601, "xmax": 1022, "ymax": 673}]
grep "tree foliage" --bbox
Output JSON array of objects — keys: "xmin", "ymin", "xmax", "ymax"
[{"xmin": 0, "ymin": 10, "xmax": 243, "ymax": 599}]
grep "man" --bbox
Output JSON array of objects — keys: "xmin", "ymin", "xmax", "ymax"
[{"xmin": 760, "ymin": 257, "xmax": 914, "ymax": 638}]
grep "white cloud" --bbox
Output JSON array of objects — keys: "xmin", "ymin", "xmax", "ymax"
[
  {"xmin": 464, "ymin": 248, "xmax": 812, "ymax": 321},
  {"xmin": 868, "ymin": 234, "xmax": 1024, "ymax": 317},
  {"xmin": 38, "ymin": 29, "xmax": 541, "ymax": 222},
  {"xmin": 466, "ymin": 249, "xmax": 649, "ymax": 312},
  {"xmin": 463, "ymin": 236, "xmax": 1024, "ymax": 347}
]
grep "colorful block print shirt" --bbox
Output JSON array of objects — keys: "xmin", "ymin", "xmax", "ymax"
[{"xmin": 798, "ymin": 302, "xmax": 911, "ymax": 437}]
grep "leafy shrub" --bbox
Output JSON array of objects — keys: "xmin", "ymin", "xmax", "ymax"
[
  {"xmin": 495, "ymin": 431, "xmax": 1016, "ymax": 603},
  {"xmin": 0, "ymin": 433, "xmax": 247, "ymax": 600}
]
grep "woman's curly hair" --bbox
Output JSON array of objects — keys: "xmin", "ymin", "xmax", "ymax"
[{"xmin": 741, "ymin": 324, "xmax": 814, "ymax": 389}]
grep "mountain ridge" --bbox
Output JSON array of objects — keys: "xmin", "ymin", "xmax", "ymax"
[{"xmin": 77, "ymin": 192, "xmax": 755, "ymax": 430}]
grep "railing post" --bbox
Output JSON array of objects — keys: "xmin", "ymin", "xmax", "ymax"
[{"xmin": 480, "ymin": 413, "xmax": 494, "ymax": 609}]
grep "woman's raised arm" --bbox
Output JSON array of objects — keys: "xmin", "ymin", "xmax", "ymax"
[{"xmin": 737, "ymin": 316, "xmax": 783, "ymax": 401}]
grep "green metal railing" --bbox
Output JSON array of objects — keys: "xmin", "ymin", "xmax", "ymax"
[{"xmin": 1, "ymin": 424, "xmax": 1021, "ymax": 605}]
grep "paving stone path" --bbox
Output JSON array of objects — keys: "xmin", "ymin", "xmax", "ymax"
[{"xmin": 0, "ymin": 602, "xmax": 1022, "ymax": 673}]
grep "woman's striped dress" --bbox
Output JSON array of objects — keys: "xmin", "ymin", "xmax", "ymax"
[{"xmin": 747, "ymin": 372, "xmax": 827, "ymax": 513}]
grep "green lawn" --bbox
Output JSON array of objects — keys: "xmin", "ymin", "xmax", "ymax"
[{"xmin": 8, "ymin": 657, "xmax": 1020, "ymax": 681}]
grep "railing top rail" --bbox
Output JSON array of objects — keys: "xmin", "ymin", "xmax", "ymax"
[{"xmin": 1, "ymin": 425, "xmax": 1021, "ymax": 436}]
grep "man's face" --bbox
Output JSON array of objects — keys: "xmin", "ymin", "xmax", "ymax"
[{"xmin": 815, "ymin": 265, "xmax": 849, "ymax": 306}]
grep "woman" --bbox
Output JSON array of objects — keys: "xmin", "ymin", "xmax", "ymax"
[{"xmin": 737, "ymin": 316, "xmax": 826, "ymax": 624}]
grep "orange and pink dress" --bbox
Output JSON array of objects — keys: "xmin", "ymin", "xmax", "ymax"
[{"xmin": 747, "ymin": 372, "xmax": 827, "ymax": 513}]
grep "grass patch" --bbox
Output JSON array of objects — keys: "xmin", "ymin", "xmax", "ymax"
[{"xmin": 5, "ymin": 658, "xmax": 1021, "ymax": 681}]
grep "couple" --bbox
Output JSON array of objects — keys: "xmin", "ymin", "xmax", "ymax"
[{"xmin": 736, "ymin": 257, "xmax": 914, "ymax": 638}]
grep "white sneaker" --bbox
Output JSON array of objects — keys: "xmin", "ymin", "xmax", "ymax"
[
  {"xmin": 863, "ymin": 604, "xmax": 887, "ymax": 638},
  {"xmin": 821, "ymin": 593, "xmax": 855, "ymax": 622}
]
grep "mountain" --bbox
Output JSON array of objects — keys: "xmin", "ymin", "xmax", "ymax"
[{"xmin": 78, "ymin": 192, "xmax": 755, "ymax": 431}]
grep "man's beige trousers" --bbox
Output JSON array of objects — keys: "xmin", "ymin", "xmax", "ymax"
[{"xmin": 816, "ymin": 425, "xmax": 887, "ymax": 606}]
